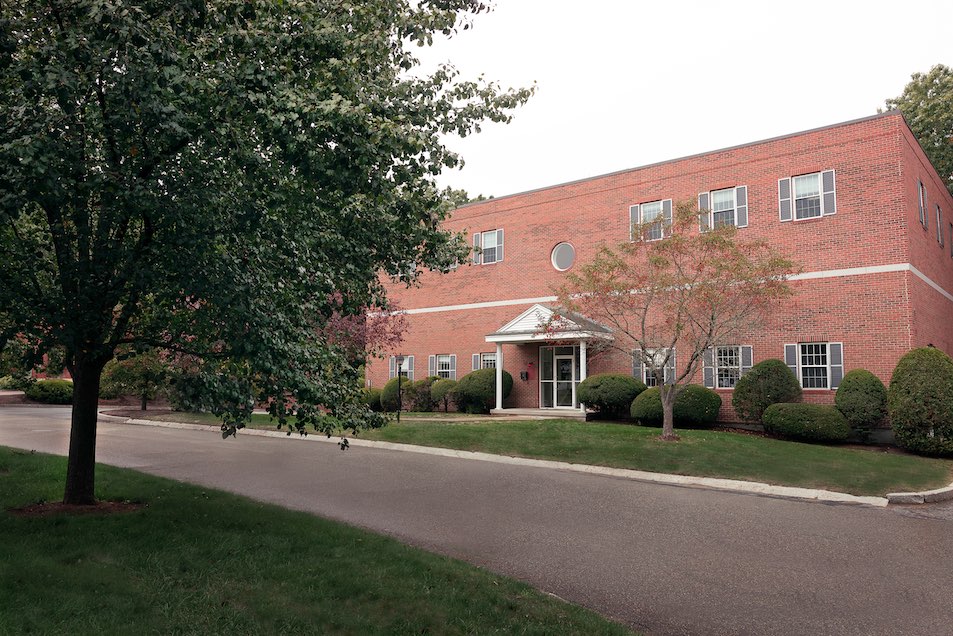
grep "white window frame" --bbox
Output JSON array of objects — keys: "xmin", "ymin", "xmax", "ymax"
[
  {"xmin": 709, "ymin": 187, "xmax": 738, "ymax": 228},
  {"xmin": 480, "ymin": 229, "xmax": 502, "ymax": 265},
  {"xmin": 714, "ymin": 345, "xmax": 742, "ymax": 389},
  {"xmin": 919, "ymin": 180, "xmax": 928, "ymax": 228},
  {"xmin": 793, "ymin": 173, "xmax": 823, "ymax": 220},
  {"xmin": 640, "ymin": 200, "xmax": 665, "ymax": 241},
  {"xmin": 640, "ymin": 347, "xmax": 674, "ymax": 387},
  {"xmin": 389, "ymin": 355, "xmax": 415, "ymax": 381},
  {"xmin": 435, "ymin": 354, "xmax": 454, "ymax": 380},
  {"xmin": 480, "ymin": 352, "xmax": 496, "ymax": 369},
  {"xmin": 937, "ymin": 205, "xmax": 944, "ymax": 245},
  {"xmin": 798, "ymin": 343, "xmax": 830, "ymax": 389}
]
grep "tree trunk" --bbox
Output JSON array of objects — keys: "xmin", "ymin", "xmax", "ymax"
[
  {"xmin": 64, "ymin": 359, "xmax": 106, "ymax": 505},
  {"xmin": 141, "ymin": 393, "xmax": 148, "ymax": 411},
  {"xmin": 660, "ymin": 386, "xmax": 678, "ymax": 441}
]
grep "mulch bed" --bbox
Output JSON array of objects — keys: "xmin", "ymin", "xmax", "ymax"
[{"xmin": 8, "ymin": 500, "xmax": 145, "ymax": 517}]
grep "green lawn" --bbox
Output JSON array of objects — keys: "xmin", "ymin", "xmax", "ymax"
[
  {"xmin": 116, "ymin": 411, "xmax": 953, "ymax": 496},
  {"xmin": 0, "ymin": 447, "xmax": 632, "ymax": 635}
]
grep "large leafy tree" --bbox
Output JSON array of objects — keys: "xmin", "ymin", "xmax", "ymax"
[
  {"xmin": 556, "ymin": 203, "xmax": 794, "ymax": 440},
  {"xmin": 0, "ymin": 1, "xmax": 532, "ymax": 504},
  {"xmin": 886, "ymin": 64, "xmax": 953, "ymax": 195}
]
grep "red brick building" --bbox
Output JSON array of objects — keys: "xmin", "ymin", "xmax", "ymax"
[{"xmin": 368, "ymin": 112, "xmax": 953, "ymax": 420}]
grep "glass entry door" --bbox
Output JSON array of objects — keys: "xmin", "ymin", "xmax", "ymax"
[{"xmin": 539, "ymin": 346, "xmax": 580, "ymax": 408}]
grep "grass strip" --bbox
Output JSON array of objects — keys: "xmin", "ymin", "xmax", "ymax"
[{"xmin": 0, "ymin": 446, "xmax": 633, "ymax": 636}]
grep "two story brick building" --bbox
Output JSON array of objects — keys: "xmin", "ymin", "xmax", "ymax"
[{"xmin": 368, "ymin": 111, "xmax": 953, "ymax": 420}]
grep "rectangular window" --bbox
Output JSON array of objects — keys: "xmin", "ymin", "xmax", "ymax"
[
  {"xmin": 793, "ymin": 173, "xmax": 822, "ymax": 219},
  {"xmin": 937, "ymin": 205, "xmax": 944, "ymax": 245},
  {"xmin": 389, "ymin": 355, "xmax": 415, "ymax": 381},
  {"xmin": 641, "ymin": 201, "xmax": 664, "ymax": 241},
  {"xmin": 785, "ymin": 343, "xmax": 844, "ymax": 390},
  {"xmin": 630, "ymin": 199, "xmax": 672, "ymax": 242},
  {"xmin": 711, "ymin": 188, "xmax": 736, "ymax": 228},
  {"xmin": 919, "ymin": 180, "xmax": 928, "ymax": 229},
  {"xmin": 472, "ymin": 229, "xmax": 504, "ymax": 265},
  {"xmin": 480, "ymin": 353, "xmax": 496, "ymax": 369},
  {"xmin": 636, "ymin": 348, "xmax": 675, "ymax": 387},
  {"xmin": 715, "ymin": 346, "xmax": 741, "ymax": 389},
  {"xmin": 436, "ymin": 354, "xmax": 454, "ymax": 379}
]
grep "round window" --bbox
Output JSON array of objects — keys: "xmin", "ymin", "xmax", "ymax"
[{"xmin": 551, "ymin": 242, "xmax": 576, "ymax": 271}]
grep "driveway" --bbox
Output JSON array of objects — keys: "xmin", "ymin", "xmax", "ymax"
[{"xmin": 1, "ymin": 406, "xmax": 952, "ymax": 636}]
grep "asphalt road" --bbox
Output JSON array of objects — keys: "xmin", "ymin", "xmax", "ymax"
[{"xmin": 2, "ymin": 406, "xmax": 952, "ymax": 636}]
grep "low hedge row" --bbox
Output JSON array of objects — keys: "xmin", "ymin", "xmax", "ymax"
[
  {"xmin": 762, "ymin": 403, "xmax": 850, "ymax": 443},
  {"xmin": 24, "ymin": 379, "xmax": 73, "ymax": 405},
  {"xmin": 630, "ymin": 385, "xmax": 721, "ymax": 428}
]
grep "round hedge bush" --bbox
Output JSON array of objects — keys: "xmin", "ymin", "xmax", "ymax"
[
  {"xmin": 363, "ymin": 387, "xmax": 384, "ymax": 412},
  {"xmin": 762, "ymin": 403, "xmax": 851, "ymax": 443},
  {"xmin": 24, "ymin": 378, "xmax": 73, "ymax": 405},
  {"xmin": 630, "ymin": 385, "xmax": 721, "ymax": 428},
  {"xmin": 430, "ymin": 379, "xmax": 457, "ymax": 412},
  {"xmin": 732, "ymin": 359, "xmax": 802, "ymax": 423},
  {"xmin": 409, "ymin": 376, "xmax": 440, "ymax": 412},
  {"xmin": 888, "ymin": 347, "xmax": 953, "ymax": 456},
  {"xmin": 453, "ymin": 368, "xmax": 513, "ymax": 414},
  {"xmin": 577, "ymin": 373, "xmax": 647, "ymax": 419},
  {"xmin": 380, "ymin": 376, "xmax": 413, "ymax": 412},
  {"xmin": 834, "ymin": 369, "xmax": 887, "ymax": 439}
]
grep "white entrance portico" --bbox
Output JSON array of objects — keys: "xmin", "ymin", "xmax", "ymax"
[{"xmin": 485, "ymin": 304, "xmax": 612, "ymax": 414}]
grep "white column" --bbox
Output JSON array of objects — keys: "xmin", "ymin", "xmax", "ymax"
[
  {"xmin": 495, "ymin": 342, "xmax": 504, "ymax": 410},
  {"xmin": 579, "ymin": 340, "xmax": 587, "ymax": 412}
]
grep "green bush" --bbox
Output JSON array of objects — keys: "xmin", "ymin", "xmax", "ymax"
[
  {"xmin": 834, "ymin": 369, "xmax": 887, "ymax": 440},
  {"xmin": 431, "ymin": 379, "xmax": 457, "ymax": 412},
  {"xmin": 577, "ymin": 373, "xmax": 646, "ymax": 419},
  {"xmin": 380, "ymin": 376, "xmax": 413, "ymax": 412},
  {"xmin": 363, "ymin": 387, "xmax": 384, "ymax": 412},
  {"xmin": 888, "ymin": 347, "xmax": 953, "ymax": 456},
  {"xmin": 409, "ymin": 376, "xmax": 440, "ymax": 412},
  {"xmin": 762, "ymin": 403, "xmax": 851, "ymax": 443},
  {"xmin": 732, "ymin": 359, "xmax": 802, "ymax": 423},
  {"xmin": 24, "ymin": 379, "xmax": 73, "ymax": 405},
  {"xmin": 629, "ymin": 385, "xmax": 721, "ymax": 428},
  {"xmin": 453, "ymin": 368, "xmax": 513, "ymax": 414},
  {"xmin": 0, "ymin": 374, "xmax": 33, "ymax": 391}
]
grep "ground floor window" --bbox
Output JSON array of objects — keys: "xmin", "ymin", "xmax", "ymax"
[
  {"xmin": 634, "ymin": 348, "xmax": 675, "ymax": 387},
  {"xmin": 784, "ymin": 342, "xmax": 844, "ymax": 390},
  {"xmin": 429, "ymin": 354, "xmax": 456, "ymax": 380},
  {"xmin": 388, "ymin": 355, "xmax": 414, "ymax": 381},
  {"xmin": 703, "ymin": 345, "xmax": 753, "ymax": 390}
]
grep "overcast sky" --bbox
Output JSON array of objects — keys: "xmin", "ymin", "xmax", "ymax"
[{"xmin": 416, "ymin": 0, "xmax": 952, "ymax": 199}]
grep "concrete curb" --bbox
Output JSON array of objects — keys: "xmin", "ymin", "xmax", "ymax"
[
  {"xmin": 104, "ymin": 413, "xmax": 890, "ymax": 508},
  {"xmin": 885, "ymin": 484, "xmax": 953, "ymax": 505}
]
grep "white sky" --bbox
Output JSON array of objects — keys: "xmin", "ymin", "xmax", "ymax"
[{"xmin": 417, "ymin": 0, "xmax": 952, "ymax": 198}]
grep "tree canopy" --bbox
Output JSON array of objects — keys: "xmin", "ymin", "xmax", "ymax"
[
  {"xmin": 556, "ymin": 202, "xmax": 794, "ymax": 439},
  {"xmin": 886, "ymin": 64, "xmax": 953, "ymax": 195},
  {"xmin": 0, "ymin": 0, "xmax": 532, "ymax": 503}
]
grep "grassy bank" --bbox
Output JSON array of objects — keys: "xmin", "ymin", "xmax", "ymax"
[{"xmin": 0, "ymin": 447, "xmax": 632, "ymax": 635}]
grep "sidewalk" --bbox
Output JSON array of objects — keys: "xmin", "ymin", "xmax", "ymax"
[{"xmin": 100, "ymin": 409, "xmax": 953, "ymax": 508}]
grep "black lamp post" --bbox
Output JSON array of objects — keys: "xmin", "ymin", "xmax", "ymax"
[{"xmin": 395, "ymin": 354, "xmax": 404, "ymax": 424}]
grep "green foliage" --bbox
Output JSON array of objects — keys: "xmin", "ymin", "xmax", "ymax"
[
  {"xmin": 888, "ymin": 347, "xmax": 953, "ymax": 456},
  {"xmin": 834, "ymin": 369, "xmax": 887, "ymax": 440},
  {"xmin": 24, "ymin": 379, "xmax": 73, "ymax": 404},
  {"xmin": 885, "ymin": 65, "xmax": 953, "ymax": 195},
  {"xmin": 762, "ymin": 403, "xmax": 851, "ymax": 443},
  {"xmin": 363, "ymin": 387, "xmax": 384, "ymax": 412},
  {"xmin": 410, "ymin": 376, "xmax": 440, "ymax": 412},
  {"xmin": 732, "ymin": 359, "xmax": 802, "ymax": 423},
  {"xmin": 577, "ymin": 373, "xmax": 647, "ymax": 419},
  {"xmin": 0, "ymin": 1, "xmax": 532, "ymax": 498},
  {"xmin": 630, "ymin": 385, "xmax": 721, "ymax": 428},
  {"xmin": 0, "ymin": 374, "xmax": 33, "ymax": 391},
  {"xmin": 380, "ymin": 377, "xmax": 413, "ymax": 412},
  {"xmin": 430, "ymin": 379, "xmax": 457, "ymax": 412},
  {"xmin": 454, "ymin": 369, "xmax": 514, "ymax": 414},
  {"xmin": 99, "ymin": 350, "xmax": 171, "ymax": 407}
]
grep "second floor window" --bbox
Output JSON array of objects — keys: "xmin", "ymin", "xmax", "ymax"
[
  {"xmin": 473, "ymin": 229, "xmax": 504, "ymax": 265},
  {"xmin": 779, "ymin": 170, "xmax": 835, "ymax": 221},
  {"xmin": 629, "ymin": 199, "xmax": 673, "ymax": 242},
  {"xmin": 699, "ymin": 186, "xmax": 748, "ymax": 231}
]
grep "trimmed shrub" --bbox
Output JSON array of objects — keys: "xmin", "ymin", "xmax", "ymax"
[
  {"xmin": 888, "ymin": 347, "xmax": 953, "ymax": 456},
  {"xmin": 732, "ymin": 359, "xmax": 802, "ymax": 423},
  {"xmin": 409, "ymin": 376, "xmax": 440, "ymax": 412},
  {"xmin": 762, "ymin": 403, "xmax": 851, "ymax": 443},
  {"xmin": 834, "ymin": 369, "xmax": 887, "ymax": 440},
  {"xmin": 24, "ymin": 379, "xmax": 73, "ymax": 405},
  {"xmin": 364, "ymin": 387, "xmax": 384, "ymax": 412},
  {"xmin": 630, "ymin": 385, "xmax": 721, "ymax": 428},
  {"xmin": 431, "ymin": 379, "xmax": 457, "ymax": 412},
  {"xmin": 454, "ymin": 368, "xmax": 514, "ymax": 414},
  {"xmin": 577, "ymin": 373, "xmax": 647, "ymax": 419},
  {"xmin": 380, "ymin": 376, "xmax": 413, "ymax": 412},
  {"xmin": 0, "ymin": 374, "xmax": 33, "ymax": 391}
]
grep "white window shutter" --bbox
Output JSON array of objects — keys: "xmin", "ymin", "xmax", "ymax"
[
  {"xmin": 632, "ymin": 349, "xmax": 643, "ymax": 382},
  {"xmin": 473, "ymin": 233, "xmax": 482, "ymax": 264},
  {"xmin": 829, "ymin": 343, "xmax": 843, "ymax": 390},
  {"xmin": 629, "ymin": 205, "xmax": 640, "ymax": 241},
  {"xmin": 779, "ymin": 178, "xmax": 792, "ymax": 222},
  {"xmin": 497, "ymin": 229, "xmax": 504, "ymax": 262},
  {"xmin": 702, "ymin": 348, "xmax": 714, "ymax": 388},
  {"xmin": 428, "ymin": 355, "xmax": 436, "ymax": 377},
  {"xmin": 741, "ymin": 346, "xmax": 753, "ymax": 375},
  {"xmin": 389, "ymin": 356, "xmax": 396, "ymax": 379},
  {"xmin": 821, "ymin": 170, "xmax": 836, "ymax": 215},
  {"xmin": 450, "ymin": 354, "xmax": 457, "ymax": 380},
  {"xmin": 784, "ymin": 344, "xmax": 798, "ymax": 382},
  {"xmin": 735, "ymin": 186, "xmax": 748, "ymax": 228},
  {"xmin": 662, "ymin": 199, "xmax": 673, "ymax": 237},
  {"xmin": 665, "ymin": 349, "xmax": 676, "ymax": 384},
  {"xmin": 698, "ymin": 192, "xmax": 711, "ymax": 233},
  {"xmin": 472, "ymin": 354, "xmax": 480, "ymax": 371},
  {"xmin": 406, "ymin": 356, "xmax": 414, "ymax": 381}
]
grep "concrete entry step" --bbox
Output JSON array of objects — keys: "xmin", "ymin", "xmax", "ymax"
[{"xmin": 490, "ymin": 408, "xmax": 587, "ymax": 420}]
